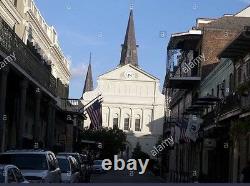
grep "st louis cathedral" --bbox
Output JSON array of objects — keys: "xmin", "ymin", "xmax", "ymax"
[{"xmin": 82, "ymin": 10, "xmax": 165, "ymax": 158}]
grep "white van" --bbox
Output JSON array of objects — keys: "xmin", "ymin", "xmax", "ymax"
[{"xmin": 0, "ymin": 150, "xmax": 61, "ymax": 183}]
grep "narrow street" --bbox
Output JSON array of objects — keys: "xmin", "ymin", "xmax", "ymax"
[{"xmin": 91, "ymin": 171, "xmax": 165, "ymax": 183}]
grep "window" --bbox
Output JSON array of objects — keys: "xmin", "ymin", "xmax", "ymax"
[
  {"xmin": 0, "ymin": 154, "xmax": 48, "ymax": 170},
  {"xmin": 217, "ymin": 85, "xmax": 220, "ymax": 98},
  {"xmin": 247, "ymin": 62, "xmax": 250, "ymax": 77},
  {"xmin": 58, "ymin": 158, "xmax": 70, "ymax": 173},
  {"xmin": 221, "ymin": 80, "xmax": 225, "ymax": 97},
  {"xmin": 135, "ymin": 115, "xmax": 141, "ymax": 132},
  {"xmin": 229, "ymin": 73, "xmax": 234, "ymax": 93},
  {"xmin": 113, "ymin": 114, "xmax": 119, "ymax": 129},
  {"xmin": 124, "ymin": 116, "xmax": 130, "ymax": 131},
  {"xmin": 238, "ymin": 67, "xmax": 242, "ymax": 84}
]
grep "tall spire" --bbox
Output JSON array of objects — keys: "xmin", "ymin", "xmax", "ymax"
[
  {"xmin": 120, "ymin": 10, "xmax": 138, "ymax": 67},
  {"xmin": 82, "ymin": 53, "xmax": 93, "ymax": 95}
]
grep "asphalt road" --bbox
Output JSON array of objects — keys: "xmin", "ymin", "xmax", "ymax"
[{"xmin": 91, "ymin": 170, "xmax": 165, "ymax": 183}]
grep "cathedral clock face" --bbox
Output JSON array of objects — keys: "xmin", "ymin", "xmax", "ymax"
[{"xmin": 124, "ymin": 71, "xmax": 134, "ymax": 79}]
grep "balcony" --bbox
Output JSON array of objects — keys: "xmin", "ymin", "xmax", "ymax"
[
  {"xmin": 221, "ymin": 93, "xmax": 241, "ymax": 114},
  {"xmin": 60, "ymin": 98, "xmax": 84, "ymax": 114},
  {"xmin": 166, "ymin": 30, "xmax": 202, "ymax": 90},
  {"xmin": 0, "ymin": 17, "xmax": 56, "ymax": 96}
]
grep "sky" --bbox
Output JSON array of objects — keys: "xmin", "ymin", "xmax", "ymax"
[{"xmin": 34, "ymin": 0, "xmax": 249, "ymax": 98}]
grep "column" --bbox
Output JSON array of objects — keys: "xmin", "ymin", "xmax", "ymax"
[
  {"xmin": 46, "ymin": 100, "xmax": 56, "ymax": 150},
  {"xmin": 0, "ymin": 67, "xmax": 9, "ymax": 152},
  {"xmin": 17, "ymin": 79, "xmax": 28, "ymax": 149},
  {"xmin": 34, "ymin": 88, "xmax": 41, "ymax": 144}
]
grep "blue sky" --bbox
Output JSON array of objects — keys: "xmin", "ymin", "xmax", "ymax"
[{"xmin": 35, "ymin": 0, "xmax": 249, "ymax": 98}]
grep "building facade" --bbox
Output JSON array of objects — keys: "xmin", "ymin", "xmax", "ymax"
[
  {"xmin": 163, "ymin": 6, "xmax": 250, "ymax": 182},
  {"xmin": 82, "ymin": 10, "xmax": 165, "ymax": 158},
  {"xmin": 0, "ymin": 0, "xmax": 84, "ymax": 152}
]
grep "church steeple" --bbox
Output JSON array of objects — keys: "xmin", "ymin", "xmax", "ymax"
[
  {"xmin": 82, "ymin": 53, "xmax": 93, "ymax": 95},
  {"xmin": 120, "ymin": 10, "xmax": 138, "ymax": 67}
]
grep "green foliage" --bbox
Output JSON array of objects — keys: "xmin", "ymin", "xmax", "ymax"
[
  {"xmin": 80, "ymin": 127, "xmax": 126, "ymax": 159},
  {"xmin": 132, "ymin": 142, "xmax": 150, "ymax": 161}
]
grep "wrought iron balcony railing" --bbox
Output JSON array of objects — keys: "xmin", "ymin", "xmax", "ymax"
[
  {"xmin": 60, "ymin": 98, "xmax": 84, "ymax": 114},
  {"xmin": 0, "ymin": 17, "xmax": 56, "ymax": 96}
]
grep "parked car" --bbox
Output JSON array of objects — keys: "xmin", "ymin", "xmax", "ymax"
[
  {"xmin": 0, "ymin": 164, "xmax": 29, "ymax": 183},
  {"xmin": 57, "ymin": 152, "xmax": 87, "ymax": 182},
  {"xmin": 0, "ymin": 150, "xmax": 61, "ymax": 183},
  {"xmin": 57, "ymin": 155, "xmax": 80, "ymax": 183},
  {"xmin": 92, "ymin": 160, "xmax": 105, "ymax": 173}
]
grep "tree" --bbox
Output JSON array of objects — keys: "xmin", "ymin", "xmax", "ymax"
[
  {"xmin": 132, "ymin": 142, "xmax": 150, "ymax": 161},
  {"xmin": 80, "ymin": 127, "xmax": 126, "ymax": 159}
]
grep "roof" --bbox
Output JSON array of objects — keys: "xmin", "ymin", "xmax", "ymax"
[
  {"xmin": 82, "ymin": 53, "xmax": 94, "ymax": 95},
  {"xmin": 202, "ymin": 16, "xmax": 250, "ymax": 30},
  {"xmin": 99, "ymin": 64, "xmax": 159, "ymax": 81},
  {"xmin": 168, "ymin": 29, "xmax": 202, "ymax": 50},
  {"xmin": 120, "ymin": 10, "xmax": 138, "ymax": 67},
  {"xmin": 235, "ymin": 5, "xmax": 250, "ymax": 17}
]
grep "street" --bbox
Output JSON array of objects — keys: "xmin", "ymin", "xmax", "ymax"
[{"xmin": 91, "ymin": 170, "xmax": 165, "ymax": 183}]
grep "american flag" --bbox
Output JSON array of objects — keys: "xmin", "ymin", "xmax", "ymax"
[
  {"xmin": 179, "ymin": 119, "xmax": 190, "ymax": 143},
  {"xmin": 86, "ymin": 99, "xmax": 102, "ymax": 129}
]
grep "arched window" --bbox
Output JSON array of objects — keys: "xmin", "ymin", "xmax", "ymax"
[
  {"xmin": 229, "ymin": 73, "xmax": 234, "ymax": 93},
  {"xmin": 135, "ymin": 115, "xmax": 141, "ymax": 132},
  {"xmin": 124, "ymin": 114, "xmax": 130, "ymax": 131},
  {"xmin": 217, "ymin": 84, "xmax": 220, "ymax": 98},
  {"xmin": 238, "ymin": 67, "xmax": 242, "ymax": 85},
  {"xmin": 113, "ymin": 113, "xmax": 119, "ymax": 129}
]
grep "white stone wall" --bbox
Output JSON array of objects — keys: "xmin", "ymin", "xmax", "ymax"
[
  {"xmin": 0, "ymin": 0, "xmax": 70, "ymax": 86},
  {"xmin": 82, "ymin": 64, "xmax": 165, "ymax": 158}
]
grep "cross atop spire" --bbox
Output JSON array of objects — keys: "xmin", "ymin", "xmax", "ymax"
[
  {"xmin": 82, "ymin": 53, "xmax": 93, "ymax": 96},
  {"xmin": 119, "ymin": 10, "xmax": 138, "ymax": 67}
]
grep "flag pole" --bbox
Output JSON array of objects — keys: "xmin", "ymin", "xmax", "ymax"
[{"xmin": 79, "ymin": 94, "xmax": 102, "ymax": 113}]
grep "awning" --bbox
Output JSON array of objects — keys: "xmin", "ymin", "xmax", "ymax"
[
  {"xmin": 167, "ymin": 76, "xmax": 201, "ymax": 89},
  {"xmin": 168, "ymin": 30, "xmax": 202, "ymax": 50},
  {"xmin": 197, "ymin": 96, "xmax": 221, "ymax": 102},
  {"xmin": 195, "ymin": 100, "xmax": 216, "ymax": 106},
  {"xmin": 219, "ymin": 28, "xmax": 250, "ymax": 58}
]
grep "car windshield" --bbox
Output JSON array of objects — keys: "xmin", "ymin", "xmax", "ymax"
[
  {"xmin": 0, "ymin": 154, "xmax": 48, "ymax": 170},
  {"xmin": 58, "ymin": 158, "xmax": 70, "ymax": 173},
  {"xmin": 0, "ymin": 169, "xmax": 4, "ymax": 183},
  {"xmin": 94, "ymin": 160, "xmax": 102, "ymax": 165}
]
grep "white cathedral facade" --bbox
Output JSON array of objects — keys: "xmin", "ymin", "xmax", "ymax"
[{"xmin": 81, "ymin": 10, "xmax": 164, "ymax": 158}]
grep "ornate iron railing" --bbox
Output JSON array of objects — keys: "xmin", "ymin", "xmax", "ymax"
[
  {"xmin": 0, "ymin": 17, "xmax": 56, "ymax": 96},
  {"xmin": 60, "ymin": 98, "xmax": 84, "ymax": 113}
]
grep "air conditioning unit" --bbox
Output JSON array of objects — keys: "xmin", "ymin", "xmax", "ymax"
[{"xmin": 204, "ymin": 138, "xmax": 216, "ymax": 148}]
